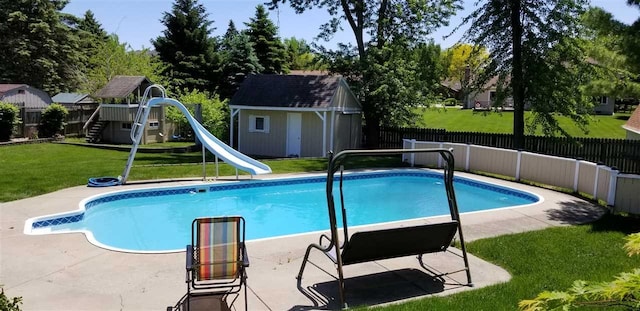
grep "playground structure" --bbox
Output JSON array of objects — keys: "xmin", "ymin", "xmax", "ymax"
[{"xmin": 89, "ymin": 85, "xmax": 271, "ymax": 187}]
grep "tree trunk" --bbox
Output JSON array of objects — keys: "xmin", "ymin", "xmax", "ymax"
[
  {"xmin": 364, "ymin": 112, "xmax": 381, "ymax": 149},
  {"xmin": 510, "ymin": 0, "xmax": 525, "ymax": 150}
]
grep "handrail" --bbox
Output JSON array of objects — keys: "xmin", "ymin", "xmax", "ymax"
[
  {"xmin": 82, "ymin": 105, "xmax": 101, "ymax": 131},
  {"xmin": 131, "ymin": 84, "xmax": 166, "ymax": 143},
  {"xmin": 121, "ymin": 84, "xmax": 167, "ymax": 183}
]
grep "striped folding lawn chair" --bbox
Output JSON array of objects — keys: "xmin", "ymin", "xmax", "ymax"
[{"xmin": 182, "ymin": 216, "xmax": 249, "ymax": 311}]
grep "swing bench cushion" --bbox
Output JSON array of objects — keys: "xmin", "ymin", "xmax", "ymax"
[{"xmin": 336, "ymin": 221, "xmax": 459, "ymax": 266}]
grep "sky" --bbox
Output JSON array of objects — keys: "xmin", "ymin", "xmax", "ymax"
[{"xmin": 62, "ymin": 0, "xmax": 640, "ymax": 51}]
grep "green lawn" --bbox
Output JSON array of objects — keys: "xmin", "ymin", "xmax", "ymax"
[
  {"xmin": 417, "ymin": 107, "xmax": 631, "ymax": 138},
  {"xmin": 362, "ymin": 214, "xmax": 640, "ymax": 310},
  {"xmin": 0, "ymin": 142, "xmax": 404, "ymax": 202}
]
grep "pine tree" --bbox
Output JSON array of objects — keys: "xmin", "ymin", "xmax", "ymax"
[
  {"xmin": 221, "ymin": 20, "xmax": 239, "ymax": 52},
  {"xmin": 245, "ymin": 5, "xmax": 287, "ymax": 74},
  {"xmin": 152, "ymin": 0, "xmax": 220, "ymax": 92},
  {"xmin": 77, "ymin": 10, "xmax": 109, "ymax": 83},
  {"xmin": 0, "ymin": 0, "xmax": 85, "ymax": 94},
  {"xmin": 78, "ymin": 10, "xmax": 108, "ymax": 41},
  {"xmin": 219, "ymin": 32, "xmax": 263, "ymax": 99}
]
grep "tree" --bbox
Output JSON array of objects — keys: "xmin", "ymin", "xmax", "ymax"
[
  {"xmin": 78, "ymin": 10, "xmax": 108, "ymax": 41},
  {"xmin": 0, "ymin": 0, "xmax": 85, "ymax": 94},
  {"xmin": 460, "ymin": 0, "xmax": 595, "ymax": 148},
  {"xmin": 284, "ymin": 37, "xmax": 324, "ymax": 71},
  {"xmin": 152, "ymin": 0, "xmax": 220, "ymax": 92},
  {"xmin": 268, "ymin": 0, "xmax": 461, "ymax": 147},
  {"xmin": 83, "ymin": 35, "xmax": 166, "ymax": 95},
  {"xmin": 245, "ymin": 5, "xmax": 287, "ymax": 74},
  {"xmin": 219, "ymin": 32, "xmax": 263, "ymax": 99},
  {"xmin": 580, "ymin": 7, "xmax": 640, "ymax": 100},
  {"xmin": 414, "ymin": 41, "xmax": 449, "ymax": 102},
  {"xmin": 221, "ymin": 20, "xmax": 239, "ymax": 52},
  {"xmin": 443, "ymin": 44, "xmax": 490, "ymax": 98},
  {"xmin": 520, "ymin": 233, "xmax": 640, "ymax": 310},
  {"xmin": 76, "ymin": 10, "xmax": 109, "ymax": 75}
]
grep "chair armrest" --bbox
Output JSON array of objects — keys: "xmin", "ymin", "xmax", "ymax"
[
  {"xmin": 186, "ymin": 245, "xmax": 193, "ymax": 271},
  {"xmin": 241, "ymin": 243, "xmax": 250, "ymax": 267}
]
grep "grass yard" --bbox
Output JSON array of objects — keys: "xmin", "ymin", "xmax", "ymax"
[
  {"xmin": 0, "ymin": 142, "xmax": 403, "ymax": 202},
  {"xmin": 362, "ymin": 214, "xmax": 640, "ymax": 311},
  {"xmin": 418, "ymin": 107, "xmax": 631, "ymax": 139}
]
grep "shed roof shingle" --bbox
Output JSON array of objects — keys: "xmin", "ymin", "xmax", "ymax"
[
  {"xmin": 94, "ymin": 76, "xmax": 150, "ymax": 99},
  {"xmin": 230, "ymin": 74, "xmax": 342, "ymax": 108},
  {"xmin": 625, "ymin": 105, "xmax": 640, "ymax": 132}
]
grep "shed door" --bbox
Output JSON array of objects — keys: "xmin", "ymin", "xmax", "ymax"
[{"xmin": 286, "ymin": 113, "xmax": 302, "ymax": 157}]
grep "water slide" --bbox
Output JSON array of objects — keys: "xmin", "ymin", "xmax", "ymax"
[{"xmin": 148, "ymin": 97, "xmax": 272, "ymax": 176}]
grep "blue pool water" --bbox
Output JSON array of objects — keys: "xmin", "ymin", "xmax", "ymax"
[{"xmin": 28, "ymin": 170, "xmax": 539, "ymax": 252}]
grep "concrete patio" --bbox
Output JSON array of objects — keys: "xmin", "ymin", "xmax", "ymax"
[{"xmin": 0, "ymin": 171, "xmax": 606, "ymax": 310}]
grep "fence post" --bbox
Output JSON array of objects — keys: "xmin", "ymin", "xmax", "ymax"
[
  {"xmin": 573, "ymin": 158, "xmax": 582, "ymax": 193},
  {"xmin": 593, "ymin": 162, "xmax": 602, "ymax": 200},
  {"xmin": 515, "ymin": 150, "xmax": 522, "ymax": 181},
  {"xmin": 465, "ymin": 143, "xmax": 471, "ymax": 172},
  {"xmin": 410, "ymin": 139, "xmax": 416, "ymax": 167},
  {"xmin": 438, "ymin": 142, "xmax": 444, "ymax": 168},
  {"xmin": 607, "ymin": 167, "xmax": 619, "ymax": 207}
]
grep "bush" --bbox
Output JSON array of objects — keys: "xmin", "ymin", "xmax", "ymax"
[
  {"xmin": 38, "ymin": 104, "xmax": 68, "ymax": 138},
  {"xmin": 443, "ymin": 98, "xmax": 459, "ymax": 106},
  {"xmin": 167, "ymin": 89, "xmax": 229, "ymax": 142},
  {"xmin": 0, "ymin": 102, "xmax": 20, "ymax": 142},
  {"xmin": 0, "ymin": 287, "xmax": 22, "ymax": 311}
]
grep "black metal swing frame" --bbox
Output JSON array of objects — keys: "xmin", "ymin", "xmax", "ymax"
[{"xmin": 296, "ymin": 148, "xmax": 473, "ymax": 308}]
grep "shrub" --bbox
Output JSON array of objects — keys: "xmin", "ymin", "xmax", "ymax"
[
  {"xmin": 443, "ymin": 98, "xmax": 459, "ymax": 106},
  {"xmin": 0, "ymin": 102, "xmax": 20, "ymax": 142},
  {"xmin": 167, "ymin": 89, "xmax": 229, "ymax": 142},
  {"xmin": 38, "ymin": 104, "xmax": 68, "ymax": 138},
  {"xmin": 0, "ymin": 287, "xmax": 22, "ymax": 311}
]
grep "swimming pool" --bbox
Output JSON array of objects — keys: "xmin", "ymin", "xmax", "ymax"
[{"xmin": 25, "ymin": 170, "xmax": 540, "ymax": 253}]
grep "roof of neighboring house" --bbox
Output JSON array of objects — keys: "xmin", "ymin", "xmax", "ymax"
[
  {"xmin": 94, "ymin": 76, "xmax": 150, "ymax": 99},
  {"xmin": 441, "ymin": 80, "xmax": 462, "ymax": 92},
  {"xmin": 0, "ymin": 84, "xmax": 27, "ymax": 97},
  {"xmin": 624, "ymin": 105, "xmax": 640, "ymax": 133},
  {"xmin": 230, "ymin": 74, "xmax": 355, "ymax": 109},
  {"xmin": 52, "ymin": 93, "xmax": 95, "ymax": 105}
]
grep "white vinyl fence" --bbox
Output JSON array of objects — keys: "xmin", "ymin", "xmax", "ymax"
[{"xmin": 403, "ymin": 139, "xmax": 640, "ymax": 214}]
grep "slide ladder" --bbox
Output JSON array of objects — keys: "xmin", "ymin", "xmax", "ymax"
[
  {"xmin": 120, "ymin": 85, "xmax": 271, "ymax": 184},
  {"xmin": 121, "ymin": 85, "xmax": 167, "ymax": 184}
]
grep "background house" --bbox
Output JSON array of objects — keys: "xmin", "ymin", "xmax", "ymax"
[
  {"xmin": 229, "ymin": 74, "xmax": 362, "ymax": 158},
  {"xmin": 51, "ymin": 93, "xmax": 98, "ymax": 136},
  {"xmin": 592, "ymin": 96, "xmax": 616, "ymax": 115},
  {"xmin": 89, "ymin": 75, "xmax": 168, "ymax": 144},
  {"xmin": 0, "ymin": 84, "xmax": 52, "ymax": 138}
]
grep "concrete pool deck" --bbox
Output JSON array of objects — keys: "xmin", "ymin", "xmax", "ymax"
[{"xmin": 1, "ymin": 171, "xmax": 606, "ymax": 310}]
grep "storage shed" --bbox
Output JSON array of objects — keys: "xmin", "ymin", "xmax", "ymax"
[{"xmin": 229, "ymin": 74, "xmax": 362, "ymax": 158}]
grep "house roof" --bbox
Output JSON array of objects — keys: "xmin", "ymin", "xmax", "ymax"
[
  {"xmin": 52, "ymin": 93, "xmax": 94, "ymax": 105},
  {"xmin": 94, "ymin": 76, "xmax": 150, "ymax": 99},
  {"xmin": 624, "ymin": 105, "xmax": 640, "ymax": 134},
  {"xmin": 230, "ymin": 74, "xmax": 347, "ymax": 109},
  {"xmin": 0, "ymin": 84, "xmax": 27, "ymax": 97}
]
